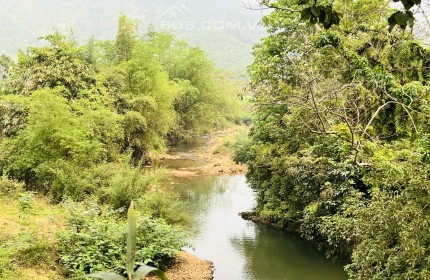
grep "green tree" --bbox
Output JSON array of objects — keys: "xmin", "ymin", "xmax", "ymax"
[
  {"xmin": 144, "ymin": 31, "xmax": 244, "ymax": 139},
  {"xmin": 257, "ymin": 0, "xmax": 422, "ymax": 30},
  {"xmin": 115, "ymin": 15, "xmax": 139, "ymax": 62},
  {"xmin": 3, "ymin": 32, "xmax": 98, "ymax": 100},
  {"xmin": 0, "ymin": 54, "xmax": 13, "ymax": 81},
  {"xmin": 237, "ymin": 0, "xmax": 430, "ymax": 278},
  {"xmin": 1, "ymin": 88, "xmax": 105, "ymax": 200}
]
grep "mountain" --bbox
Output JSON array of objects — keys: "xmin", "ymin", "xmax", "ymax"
[{"xmin": 0, "ymin": 0, "xmax": 267, "ymax": 75}]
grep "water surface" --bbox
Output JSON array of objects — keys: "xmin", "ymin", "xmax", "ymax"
[{"xmin": 173, "ymin": 175, "xmax": 347, "ymax": 280}]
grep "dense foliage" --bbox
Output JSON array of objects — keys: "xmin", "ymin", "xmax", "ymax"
[
  {"xmin": 259, "ymin": 0, "xmax": 422, "ymax": 30},
  {"xmin": 236, "ymin": 0, "xmax": 430, "ymax": 278},
  {"xmin": 58, "ymin": 201, "xmax": 186, "ymax": 277},
  {"xmin": 0, "ymin": 15, "xmax": 244, "ymax": 278},
  {"xmin": 0, "ymin": 15, "xmax": 243, "ymax": 201}
]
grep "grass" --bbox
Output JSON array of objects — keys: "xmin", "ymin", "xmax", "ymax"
[
  {"xmin": 211, "ymin": 126, "xmax": 249, "ymax": 155},
  {"xmin": 0, "ymin": 192, "xmax": 67, "ymax": 280}
]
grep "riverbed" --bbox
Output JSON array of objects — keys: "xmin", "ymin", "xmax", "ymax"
[
  {"xmin": 160, "ymin": 133, "xmax": 347, "ymax": 280},
  {"xmin": 172, "ymin": 175, "xmax": 347, "ymax": 280}
]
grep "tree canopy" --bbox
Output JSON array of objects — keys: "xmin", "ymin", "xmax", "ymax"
[
  {"xmin": 236, "ymin": 0, "xmax": 430, "ymax": 278},
  {"xmin": 257, "ymin": 0, "xmax": 423, "ymax": 30},
  {"xmin": 0, "ymin": 15, "xmax": 245, "ymax": 200}
]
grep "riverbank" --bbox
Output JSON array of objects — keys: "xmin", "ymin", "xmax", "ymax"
[
  {"xmin": 0, "ymin": 191, "xmax": 213, "ymax": 280},
  {"xmin": 147, "ymin": 252, "xmax": 213, "ymax": 280},
  {"xmin": 0, "ymin": 126, "xmax": 246, "ymax": 280},
  {"xmin": 159, "ymin": 126, "xmax": 248, "ymax": 178}
]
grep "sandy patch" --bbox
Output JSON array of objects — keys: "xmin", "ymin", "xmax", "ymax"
[{"xmin": 147, "ymin": 252, "xmax": 213, "ymax": 280}]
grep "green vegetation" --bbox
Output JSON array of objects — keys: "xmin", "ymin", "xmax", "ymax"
[
  {"xmin": 64, "ymin": 202, "xmax": 169, "ymax": 280},
  {"xmin": 236, "ymin": 0, "xmax": 430, "ymax": 279},
  {"xmin": 0, "ymin": 15, "xmax": 243, "ymax": 200},
  {"xmin": 0, "ymin": 176, "xmax": 65, "ymax": 280},
  {"xmin": 58, "ymin": 200, "xmax": 186, "ymax": 276},
  {"xmin": 259, "ymin": 0, "xmax": 421, "ymax": 30},
  {"xmin": 0, "ymin": 14, "xmax": 244, "ymax": 279}
]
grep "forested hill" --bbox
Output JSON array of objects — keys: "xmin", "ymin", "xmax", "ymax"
[{"xmin": 0, "ymin": 0, "xmax": 266, "ymax": 75}]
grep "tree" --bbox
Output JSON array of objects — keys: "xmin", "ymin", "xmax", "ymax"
[
  {"xmin": 115, "ymin": 14, "xmax": 139, "ymax": 62},
  {"xmin": 236, "ymin": 0, "xmax": 430, "ymax": 278},
  {"xmin": 144, "ymin": 31, "xmax": 244, "ymax": 139},
  {"xmin": 3, "ymin": 32, "xmax": 98, "ymax": 100},
  {"xmin": 254, "ymin": 0, "xmax": 422, "ymax": 30},
  {"xmin": 0, "ymin": 54, "xmax": 13, "ymax": 81},
  {"xmin": 0, "ymin": 88, "xmax": 105, "ymax": 200}
]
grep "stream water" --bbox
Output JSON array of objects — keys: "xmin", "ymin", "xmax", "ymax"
[{"xmin": 164, "ymin": 139, "xmax": 347, "ymax": 280}]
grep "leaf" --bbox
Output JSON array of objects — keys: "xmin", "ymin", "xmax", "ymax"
[
  {"xmin": 401, "ymin": 0, "xmax": 415, "ymax": 10},
  {"xmin": 132, "ymin": 265, "xmax": 168, "ymax": 280},
  {"xmin": 388, "ymin": 12, "xmax": 398, "ymax": 26},
  {"xmin": 126, "ymin": 202, "xmax": 137, "ymax": 279},
  {"xmin": 300, "ymin": 7, "xmax": 312, "ymax": 21},
  {"xmin": 69, "ymin": 272, "xmax": 127, "ymax": 280},
  {"xmin": 311, "ymin": 6, "xmax": 321, "ymax": 17},
  {"xmin": 394, "ymin": 12, "xmax": 410, "ymax": 26}
]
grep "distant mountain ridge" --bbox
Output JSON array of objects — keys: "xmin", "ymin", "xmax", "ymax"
[{"xmin": 0, "ymin": 0, "xmax": 266, "ymax": 74}]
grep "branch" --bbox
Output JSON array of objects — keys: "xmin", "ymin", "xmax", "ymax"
[
  {"xmin": 358, "ymin": 101, "xmax": 395, "ymax": 146},
  {"xmin": 401, "ymin": 103, "xmax": 418, "ymax": 133},
  {"xmin": 308, "ymin": 84, "xmax": 327, "ymax": 133},
  {"xmin": 256, "ymin": 0, "xmax": 301, "ymax": 12}
]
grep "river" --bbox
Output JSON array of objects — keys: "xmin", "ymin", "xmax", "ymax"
[{"xmin": 163, "ymin": 139, "xmax": 347, "ymax": 280}]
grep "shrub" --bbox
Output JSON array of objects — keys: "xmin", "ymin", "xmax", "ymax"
[
  {"xmin": 1, "ymin": 88, "xmax": 104, "ymax": 200},
  {"xmin": 97, "ymin": 163, "xmax": 169, "ymax": 210},
  {"xmin": 138, "ymin": 192, "xmax": 190, "ymax": 226},
  {"xmin": 0, "ymin": 176, "xmax": 24, "ymax": 197},
  {"xmin": 58, "ymin": 200, "xmax": 187, "ymax": 277},
  {"xmin": 18, "ymin": 191, "xmax": 35, "ymax": 215}
]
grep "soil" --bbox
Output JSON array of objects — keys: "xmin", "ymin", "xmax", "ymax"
[
  {"xmin": 160, "ymin": 126, "xmax": 248, "ymax": 178},
  {"xmin": 146, "ymin": 252, "xmax": 214, "ymax": 280}
]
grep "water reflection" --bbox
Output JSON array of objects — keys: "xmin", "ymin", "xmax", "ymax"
[{"xmin": 173, "ymin": 175, "xmax": 347, "ymax": 280}]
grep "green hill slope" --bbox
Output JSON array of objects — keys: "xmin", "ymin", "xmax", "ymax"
[{"xmin": 0, "ymin": 0, "xmax": 266, "ymax": 74}]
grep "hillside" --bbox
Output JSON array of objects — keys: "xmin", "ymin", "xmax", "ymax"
[{"xmin": 0, "ymin": 0, "xmax": 266, "ymax": 75}]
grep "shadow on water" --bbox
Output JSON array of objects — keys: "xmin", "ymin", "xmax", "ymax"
[{"xmin": 173, "ymin": 175, "xmax": 348, "ymax": 280}]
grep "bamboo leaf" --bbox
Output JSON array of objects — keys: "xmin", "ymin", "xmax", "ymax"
[
  {"xmin": 132, "ymin": 265, "xmax": 168, "ymax": 280},
  {"xmin": 126, "ymin": 201, "xmax": 137, "ymax": 279}
]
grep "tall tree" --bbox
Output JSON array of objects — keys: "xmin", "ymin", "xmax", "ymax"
[
  {"xmin": 237, "ymin": 0, "xmax": 430, "ymax": 278},
  {"xmin": 115, "ymin": 14, "xmax": 138, "ymax": 62}
]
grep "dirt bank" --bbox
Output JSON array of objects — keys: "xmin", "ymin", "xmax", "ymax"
[
  {"xmin": 147, "ymin": 252, "xmax": 213, "ymax": 280},
  {"xmin": 161, "ymin": 126, "xmax": 248, "ymax": 178}
]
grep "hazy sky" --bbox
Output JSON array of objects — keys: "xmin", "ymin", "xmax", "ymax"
[{"xmin": 0, "ymin": 0, "xmax": 267, "ymax": 73}]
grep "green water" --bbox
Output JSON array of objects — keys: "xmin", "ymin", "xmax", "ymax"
[{"xmin": 173, "ymin": 175, "xmax": 348, "ymax": 280}]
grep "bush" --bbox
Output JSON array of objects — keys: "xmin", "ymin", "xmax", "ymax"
[
  {"xmin": 13, "ymin": 230, "xmax": 55, "ymax": 267},
  {"xmin": 58, "ymin": 200, "xmax": 187, "ymax": 277},
  {"xmin": 18, "ymin": 192, "xmax": 35, "ymax": 215},
  {"xmin": 96, "ymin": 163, "xmax": 169, "ymax": 210},
  {"xmin": 1, "ymin": 88, "xmax": 104, "ymax": 201},
  {"xmin": 0, "ymin": 176, "xmax": 24, "ymax": 197},
  {"xmin": 138, "ymin": 192, "xmax": 190, "ymax": 225}
]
